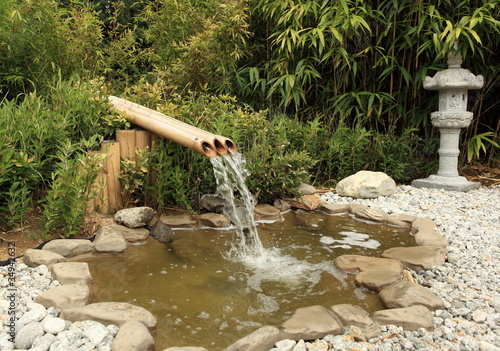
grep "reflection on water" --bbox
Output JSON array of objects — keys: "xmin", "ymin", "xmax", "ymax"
[{"xmin": 82, "ymin": 212, "xmax": 413, "ymax": 350}]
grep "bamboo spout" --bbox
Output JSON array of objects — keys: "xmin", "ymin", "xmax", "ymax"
[
  {"xmin": 108, "ymin": 96, "xmax": 237, "ymax": 156},
  {"xmin": 109, "ymin": 99, "xmax": 218, "ymax": 158}
]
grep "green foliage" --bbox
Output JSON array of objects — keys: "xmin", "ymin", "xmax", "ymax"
[
  {"xmin": 466, "ymin": 131, "xmax": 499, "ymax": 162},
  {"xmin": 42, "ymin": 140, "xmax": 103, "ymax": 237}
]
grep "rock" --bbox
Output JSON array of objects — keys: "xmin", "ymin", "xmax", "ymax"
[
  {"xmin": 42, "ymin": 317, "xmax": 67, "ymax": 334},
  {"xmin": 379, "ymin": 281, "xmax": 445, "ymax": 311},
  {"xmin": 36, "ymin": 284, "xmax": 91, "ymax": 310},
  {"xmin": 381, "ymin": 246, "xmax": 448, "ymax": 271},
  {"xmin": 83, "ymin": 321, "xmax": 111, "ymax": 345},
  {"xmin": 330, "ymin": 304, "xmax": 381, "ymax": 340},
  {"xmin": 150, "ymin": 220, "xmax": 179, "ymax": 243},
  {"xmin": 42, "ymin": 239, "xmax": 94, "ymax": 258},
  {"xmin": 197, "ymin": 213, "xmax": 231, "ymax": 228},
  {"xmin": 336, "ymin": 171, "xmax": 396, "ymax": 199},
  {"xmin": 335, "ymin": 255, "xmax": 404, "ymax": 274},
  {"xmin": 159, "ymin": 214, "xmax": 197, "ymax": 229},
  {"xmin": 289, "ymin": 195, "xmax": 321, "ymax": 211},
  {"xmin": 354, "ymin": 270, "xmax": 402, "ymax": 292},
  {"xmin": 274, "ymin": 339, "xmax": 297, "ymax": 350},
  {"xmin": 280, "ymin": 305, "xmax": 342, "ymax": 340},
  {"xmin": 223, "ymin": 325, "xmax": 282, "ymax": 351},
  {"xmin": 318, "ymin": 203, "xmax": 348, "ymax": 215},
  {"xmin": 60, "ymin": 302, "xmax": 157, "ymax": 330},
  {"xmin": 111, "ymin": 320, "xmax": 154, "ymax": 351},
  {"xmin": 354, "ymin": 208, "xmax": 388, "ymax": 223},
  {"xmin": 18, "ymin": 303, "xmax": 47, "ymax": 326},
  {"xmin": 411, "ymin": 218, "xmax": 448, "ymax": 247},
  {"xmin": 163, "ymin": 347, "xmax": 209, "ymax": 351},
  {"xmin": 51, "ymin": 262, "xmax": 92, "ymax": 286},
  {"xmin": 23, "ymin": 249, "xmax": 66, "ymax": 269},
  {"xmin": 273, "ymin": 199, "xmax": 291, "ymax": 212},
  {"xmin": 297, "ymin": 183, "xmax": 316, "ymax": 195},
  {"xmin": 15, "ymin": 322, "xmax": 44, "ymax": 349},
  {"xmin": 347, "ymin": 203, "xmax": 369, "ymax": 214},
  {"xmin": 200, "ymin": 194, "xmax": 226, "ymax": 213},
  {"xmin": 93, "ymin": 225, "xmax": 128, "ymax": 253},
  {"xmin": 372, "ymin": 305, "xmax": 433, "ymax": 331},
  {"xmin": 105, "ymin": 224, "xmax": 150, "ymax": 243},
  {"xmin": 30, "ymin": 332, "xmax": 56, "ymax": 350},
  {"xmin": 114, "ymin": 207, "xmax": 155, "ymax": 228},
  {"xmin": 254, "ymin": 204, "xmax": 282, "ymax": 222},
  {"xmin": 385, "ymin": 213, "xmax": 415, "ymax": 227}
]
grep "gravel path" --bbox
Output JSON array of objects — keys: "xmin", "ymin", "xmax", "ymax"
[{"xmin": 1, "ymin": 185, "xmax": 499, "ymax": 351}]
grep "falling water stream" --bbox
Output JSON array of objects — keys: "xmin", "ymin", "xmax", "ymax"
[{"xmin": 82, "ymin": 153, "xmax": 414, "ymax": 350}]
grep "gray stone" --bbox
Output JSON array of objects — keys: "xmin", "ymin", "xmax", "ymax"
[
  {"xmin": 197, "ymin": 213, "xmax": 231, "ymax": 228},
  {"xmin": 111, "ymin": 320, "xmax": 154, "ymax": 351},
  {"xmin": 150, "ymin": 220, "xmax": 179, "ymax": 243},
  {"xmin": 289, "ymin": 195, "xmax": 321, "ymax": 211},
  {"xmin": 114, "ymin": 206, "xmax": 155, "ymax": 228},
  {"xmin": 42, "ymin": 239, "xmax": 94, "ymax": 258},
  {"xmin": 93, "ymin": 225, "xmax": 128, "ymax": 253},
  {"xmin": 381, "ymin": 246, "xmax": 448, "ymax": 271},
  {"xmin": 83, "ymin": 321, "xmax": 109, "ymax": 345},
  {"xmin": 163, "ymin": 348, "xmax": 209, "ymax": 351},
  {"xmin": 335, "ymin": 255, "xmax": 404, "ymax": 274},
  {"xmin": 23, "ymin": 249, "xmax": 66, "ymax": 269},
  {"xmin": 18, "ymin": 303, "xmax": 47, "ymax": 326},
  {"xmin": 159, "ymin": 214, "xmax": 197, "ymax": 229},
  {"xmin": 354, "ymin": 208, "xmax": 388, "ymax": 223},
  {"xmin": 51, "ymin": 262, "xmax": 92, "ymax": 286},
  {"xmin": 200, "ymin": 194, "xmax": 226, "ymax": 213},
  {"xmin": 297, "ymin": 183, "xmax": 316, "ymax": 195},
  {"xmin": 318, "ymin": 203, "xmax": 348, "ymax": 215},
  {"xmin": 30, "ymin": 332, "xmax": 56, "ymax": 351},
  {"xmin": 273, "ymin": 198, "xmax": 291, "ymax": 212},
  {"xmin": 379, "ymin": 281, "xmax": 445, "ymax": 311},
  {"xmin": 223, "ymin": 325, "xmax": 282, "ymax": 351},
  {"xmin": 330, "ymin": 304, "xmax": 381, "ymax": 340},
  {"xmin": 412, "ymin": 175, "xmax": 480, "ymax": 192},
  {"xmin": 354, "ymin": 270, "xmax": 402, "ymax": 292},
  {"xmin": 336, "ymin": 171, "xmax": 396, "ymax": 199},
  {"xmin": 15, "ymin": 322, "xmax": 44, "ymax": 349},
  {"xmin": 372, "ymin": 305, "xmax": 434, "ymax": 331},
  {"xmin": 105, "ymin": 224, "xmax": 150, "ymax": 243},
  {"xmin": 254, "ymin": 204, "xmax": 282, "ymax": 222},
  {"xmin": 60, "ymin": 302, "xmax": 157, "ymax": 330},
  {"xmin": 36, "ymin": 284, "xmax": 91, "ymax": 310},
  {"xmin": 280, "ymin": 305, "xmax": 342, "ymax": 340},
  {"xmin": 42, "ymin": 317, "xmax": 67, "ymax": 334}
]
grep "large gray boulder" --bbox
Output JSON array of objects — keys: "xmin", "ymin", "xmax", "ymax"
[
  {"xmin": 111, "ymin": 320, "xmax": 154, "ymax": 351},
  {"xmin": 114, "ymin": 206, "xmax": 155, "ymax": 228},
  {"xmin": 150, "ymin": 220, "xmax": 179, "ymax": 243},
  {"xmin": 336, "ymin": 171, "xmax": 396, "ymax": 199},
  {"xmin": 23, "ymin": 249, "xmax": 66, "ymax": 269},
  {"xmin": 60, "ymin": 302, "xmax": 157, "ymax": 330}
]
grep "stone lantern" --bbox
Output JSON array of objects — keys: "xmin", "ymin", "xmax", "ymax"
[{"xmin": 412, "ymin": 47, "xmax": 484, "ymax": 191}]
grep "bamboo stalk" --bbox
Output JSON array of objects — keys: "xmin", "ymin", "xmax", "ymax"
[
  {"xmin": 101, "ymin": 140, "xmax": 122, "ymax": 212},
  {"xmin": 116, "ymin": 130, "xmax": 136, "ymax": 161}
]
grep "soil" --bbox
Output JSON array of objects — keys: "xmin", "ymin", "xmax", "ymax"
[{"xmin": 1, "ymin": 164, "xmax": 498, "ymax": 262}]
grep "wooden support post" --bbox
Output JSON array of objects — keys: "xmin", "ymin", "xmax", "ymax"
[
  {"xmin": 101, "ymin": 140, "xmax": 122, "ymax": 212},
  {"xmin": 116, "ymin": 130, "xmax": 136, "ymax": 161}
]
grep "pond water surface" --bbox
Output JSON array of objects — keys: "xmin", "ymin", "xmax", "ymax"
[{"xmin": 82, "ymin": 211, "xmax": 414, "ymax": 350}]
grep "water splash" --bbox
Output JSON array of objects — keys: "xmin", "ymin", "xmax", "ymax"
[{"xmin": 210, "ymin": 153, "xmax": 264, "ymax": 258}]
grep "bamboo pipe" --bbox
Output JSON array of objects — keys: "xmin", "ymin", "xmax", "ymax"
[
  {"xmin": 109, "ymin": 102, "xmax": 218, "ymax": 158},
  {"xmin": 109, "ymin": 96, "xmax": 237, "ymax": 156}
]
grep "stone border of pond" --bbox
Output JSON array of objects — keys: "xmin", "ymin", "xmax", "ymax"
[{"xmin": 12, "ymin": 195, "xmax": 451, "ymax": 351}]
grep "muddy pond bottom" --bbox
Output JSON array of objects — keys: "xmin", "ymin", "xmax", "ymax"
[{"xmin": 83, "ymin": 212, "xmax": 414, "ymax": 350}]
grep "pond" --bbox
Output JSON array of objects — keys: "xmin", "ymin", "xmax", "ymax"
[{"xmin": 82, "ymin": 210, "xmax": 414, "ymax": 350}]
